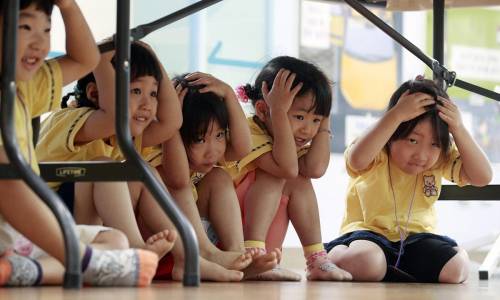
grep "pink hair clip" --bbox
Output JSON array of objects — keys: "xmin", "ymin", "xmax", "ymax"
[{"xmin": 235, "ymin": 85, "xmax": 249, "ymax": 103}]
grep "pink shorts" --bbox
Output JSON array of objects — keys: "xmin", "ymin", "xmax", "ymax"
[{"xmin": 235, "ymin": 170, "xmax": 290, "ymax": 252}]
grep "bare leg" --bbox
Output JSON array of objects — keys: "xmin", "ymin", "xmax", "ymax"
[
  {"xmin": 74, "ymin": 181, "xmax": 173, "ymax": 258},
  {"xmin": 0, "ymin": 179, "xmax": 72, "ymax": 263},
  {"xmin": 328, "ymin": 240, "xmax": 386, "ymax": 281},
  {"xmin": 438, "ymin": 247, "xmax": 469, "ymax": 283},
  {"xmin": 0, "ymin": 150, "xmax": 157, "ymax": 286},
  {"xmin": 283, "ymin": 176, "xmax": 351, "ymax": 281},
  {"xmin": 196, "ymin": 168, "xmax": 245, "ymax": 251},
  {"xmin": 283, "ymin": 176, "xmax": 322, "ymax": 246},
  {"xmin": 157, "ymin": 165, "xmax": 255, "ymax": 271},
  {"xmin": 243, "ymin": 169, "xmax": 285, "ymax": 243},
  {"xmin": 39, "ymin": 228, "xmax": 130, "ymax": 285}
]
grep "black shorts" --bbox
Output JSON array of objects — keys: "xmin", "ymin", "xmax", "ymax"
[
  {"xmin": 324, "ymin": 230, "xmax": 459, "ymax": 283},
  {"xmin": 56, "ymin": 181, "xmax": 76, "ymax": 214}
]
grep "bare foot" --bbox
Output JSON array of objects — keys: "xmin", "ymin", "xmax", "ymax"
[
  {"xmin": 248, "ymin": 265, "xmax": 302, "ymax": 281},
  {"xmin": 243, "ymin": 249, "xmax": 279, "ymax": 280},
  {"xmin": 145, "ymin": 229, "xmax": 177, "ymax": 259},
  {"xmin": 172, "ymin": 256, "xmax": 244, "ymax": 282},
  {"xmin": 206, "ymin": 250, "xmax": 253, "ymax": 271}
]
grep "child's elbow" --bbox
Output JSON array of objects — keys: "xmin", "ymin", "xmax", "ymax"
[
  {"xmin": 347, "ymin": 156, "xmax": 368, "ymax": 173},
  {"xmin": 280, "ymin": 165, "xmax": 299, "ymax": 179},
  {"xmin": 473, "ymin": 171, "xmax": 493, "ymax": 187},
  {"xmin": 301, "ymin": 165, "xmax": 327, "ymax": 179},
  {"xmin": 164, "ymin": 173, "xmax": 191, "ymax": 190},
  {"xmin": 83, "ymin": 49, "xmax": 100, "ymax": 73},
  {"xmin": 467, "ymin": 166, "xmax": 493, "ymax": 187},
  {"xmin": 89, "ymin": 51, "xmax": 100, "ymax": 70},
  {"xmin": 173, "ymin": 114, "xmax": 183, "ymax": 131}
]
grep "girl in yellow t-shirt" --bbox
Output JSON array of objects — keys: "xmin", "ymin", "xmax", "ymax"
[
  {"xmin": 151, "ymin": 72, "xmax": 281, "ymax": 280},
  {"xmin": 224, "ymin": 56, "xmax": 352, "ymax": 281},
  {"xmin": 37, "ymin": 42, "xmax": 178, "ymax": 260},
  {"xmin": 0, "ymin": 0, "xmax": 159, "ymax": 287},
  {"xmin": 325, "ymin": 78, "xmax": 492, "ymax": 283}
]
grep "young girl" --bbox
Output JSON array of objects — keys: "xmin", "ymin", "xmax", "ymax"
[
  {"xmin": 224, "ymin": 56, "xmax": 352, "ymax": 281},
  {"xmin": 325, "ymin": 78, "xmax": 492, "ymax": 283},
  {"xmin": 143, "ymin": 72, "xmax": 280, "ymax": 280},
  {"xmin": 36, "ymin": 42, "xmax": 178, "ymax": 259},
  {"xmin": 37, "ymin": 44, "xmax": 249, "ymax": 282},
  {"xmin": 0, "ymin": 0, "xmax": 158, "ymax": 287}
]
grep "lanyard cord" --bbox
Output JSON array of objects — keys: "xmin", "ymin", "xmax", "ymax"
[{"xmin": 388, "ymin": 160, "xmax": 418, "ymax": 268}]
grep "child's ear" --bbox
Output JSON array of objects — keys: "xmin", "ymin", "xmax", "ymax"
[
  {"xmin": 86, "ymin": 82, "xmax": 99, "ymax": 102},
  {"xmin": 254, "ymin": 99, "xmax": 269, "ymax": 122}
]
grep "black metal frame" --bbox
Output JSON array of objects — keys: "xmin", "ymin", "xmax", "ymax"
[
  {"xmin": 0, "ymin": 0, "xmax": 232, "ymax": 288},
  {"xmin": 3, "ymin": 0, "xmax": 498, "ymax": 288},
  {"xmin": 112, "ymin": 0, "xmax": 201, "ymax": 286},
  {"xmin": 342, "ymin": 0, "xmax": 500, "ymax": 101}
]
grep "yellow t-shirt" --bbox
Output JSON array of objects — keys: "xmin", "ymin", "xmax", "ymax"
[
  {"xmin": 223, "ymin": 116, "xmax": 309, "ymax": 184},
  {"xmin": 0, "ymin": 60, "xmax": 62, "ymax": 174},
  {"xmin": 341, "ymin": 143, "xmax": 465, "ymax": 241},
  {"xmin": 36, "ymin": 107, "xmax": 142, "ymax": 189},
  {"xmin": 142, "ymin": 145, "xmax": 162, "ymax": 168}
]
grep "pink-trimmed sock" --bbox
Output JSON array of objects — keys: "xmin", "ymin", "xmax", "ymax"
[{"xmin": 305, "ymin": 249, "xmax": 352, "ymax": 281}]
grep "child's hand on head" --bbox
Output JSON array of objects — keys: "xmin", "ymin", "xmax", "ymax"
[
  {"xmin": 185, "ymin": 72, "xmax": 233, "ymax": 100},
  {"xmin": 437, "ymin": 96, "xmax": 463, "ymax": 134},
  {"xmin": 392, "ymin": 90, "xmax": 435, "ymax": 122},
  {"xmin": 261, "ymin": 68, "xmax": 303, "ymax": 114}
]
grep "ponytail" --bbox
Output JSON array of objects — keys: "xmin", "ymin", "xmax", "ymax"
[{"xmin": 60, "ymin": 72, "xmax": 98, "ymax": 109}]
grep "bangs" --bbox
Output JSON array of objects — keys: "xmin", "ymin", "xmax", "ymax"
[
  {"xmin": 129, "ymin": 43, "xmax": 162, "ymax": 83},
  {"xmin": 180, "ymin": 90, "xmax": 229, "ymax": 147},
  {"xmin": 20, "ymin": 0, "xmax": 53, "ymax": 15}
]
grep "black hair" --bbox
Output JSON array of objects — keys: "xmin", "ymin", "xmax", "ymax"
[
  {"xmin": 61, "ymin": 72, "xmax": 97, "ymax": 108},
  {"xmin": 387, "ymin": 78, "xmax": 450, "ymax": 156},
  {"xmin": 244, "ymin": 56, "xmax": 332, "ymax": 117},
  {"xmin": 61, "ymin": 42, "xmax": 162, "ymax": 109},
  {"xmin": 174, "ymin": 73, "xmax": 229, "ymax": 147},
  {"xmin": 115, "ymin": 42, "xmax": 163, "ymax": 85},
  {"xmin": 1, "ymin": 1, "xmax": 53, "ymax": 17}
]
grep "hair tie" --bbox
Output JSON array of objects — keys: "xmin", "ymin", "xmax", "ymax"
[
  {"xmin": 415, "ymin": 74, "xmax": 425, "ymax": 81},
  {"xmin": 235, "ymin": 85, "xmax": 249, "ymax": 103}
]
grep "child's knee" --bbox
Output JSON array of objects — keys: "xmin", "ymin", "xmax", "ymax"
[
  {"xmin": 95, "ymin": 229, "xmax": 130, "ymax": 250},
  {"xmin": 335, "ymin": 247, "xmax": 386, "ymax": 281},
  {"xmin": 439, "ymin": 249, "xmax": 469, "ymax": 283},
  {"xmin": 200, "ymin": 168, "xmax": 231, "ymax": 189},
  {"xmin": 283, "ymin": 175, "xmax": 313, "ymax": 195}
]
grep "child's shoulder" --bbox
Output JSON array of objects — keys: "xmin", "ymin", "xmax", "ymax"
[
  {"xmin": 32, "ymin": 60, "xmax": 62, "ymax": 86},
  {"xmin": 344, "ymin": 143, "xmax": 389, "ymax": 177},
  {"xmin": 41, "ymin": 107, "xmax": 94, "ymax": 130}
]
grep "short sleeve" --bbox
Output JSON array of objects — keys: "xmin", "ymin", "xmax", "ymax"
[
  {"xmin": 344, "ymin": 142, "xmax": 388, "ymax": 178},
  {"xmin": 441, "ymin": 143, "xmax": 466, "ymax": 187},
  {"xmin": 30, "ymin": 60, "xmax": 63, "ymax": 117},
  {"xmin": 37, "ymin": 108, "xmax": 93, "ymax": 157}
]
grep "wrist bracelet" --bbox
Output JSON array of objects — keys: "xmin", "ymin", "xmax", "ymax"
[{"xmin": 318, "ymin": 128, "xmax": 333, "ymax": 139}]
